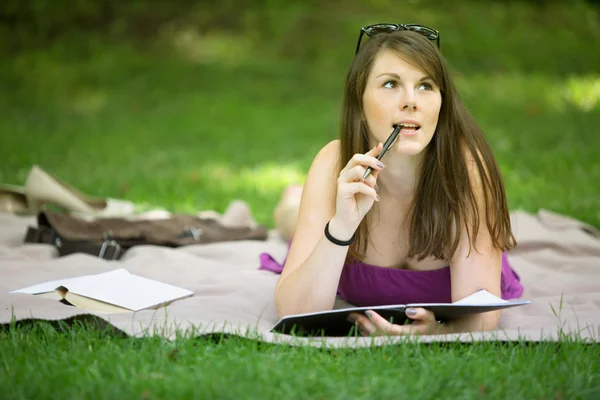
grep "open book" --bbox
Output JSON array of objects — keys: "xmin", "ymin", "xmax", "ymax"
[
  {"xmin": 10, "ymin": 268, "xmax": 194, "ymax": 313},
  {"xmin": 271, "ymin": 289, "xmax": 530, "ymax": 336}
]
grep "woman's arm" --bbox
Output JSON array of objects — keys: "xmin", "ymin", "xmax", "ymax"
[
  {"xmin": 274, "ymin": 140, "xmax": 350, "ymax": 317},
  {"xmin": 403, "ymin": 138, "xmax": 513, "ymax": 335},
  {"xmin": 274, "ymin": 140, "xmax": 383, "ymax": 318},
  {"xmin": 441, "ymin": 248, "xmax": 502, "ymax": 334},
  {"xmin": 445, "ymin": 148, "xmax": 504, "ymax": 332},
  {"xmin": 378, "ymin": 149, "xmax": 505, "ymax": 335}
]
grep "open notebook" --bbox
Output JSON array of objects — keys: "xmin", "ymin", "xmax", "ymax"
[
  {"xmin": 271, "ymin": 289, "xmax": 530, "ymax": 336},
  {"xmin": 10, "ymin": 268, "xmax": 194, "ymax": 313}
]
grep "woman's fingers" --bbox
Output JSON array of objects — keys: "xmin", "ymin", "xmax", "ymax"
[
  {"xmin": 338, "ymin": 164, "xmax": 379, "ymax": 202},
  {"xmin": 346, "ymin": 154, "xmax": 385, "ymax": 174},
  {"xmin": 340, "ymin": 165, "xmax": 377, "ymax": 186},
  {"xmin": 340, "ymin": 182, "xmax": 379, "ymax": 202},
  {"xmin": 333, "ymin": 143, "xmax": 384, "ymax": 226},
  {"xmin": 405, "ymin": 307, "xmax": 437, "ymax": 323},
  {"xmin": 366, "ymin": 142, "xmax": 384, "ymax": 157},
  {"xmin": 351, "ymin": 309, "xmax": 442, "ymax": 337},
  {"xmin": 341, "ymin": 143, "xmax": 385, "ymax": 175}
]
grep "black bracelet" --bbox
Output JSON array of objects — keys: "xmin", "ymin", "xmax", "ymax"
[{"xmin": 324, "ymin": 221, "xmax": 355, "ymax": 246}]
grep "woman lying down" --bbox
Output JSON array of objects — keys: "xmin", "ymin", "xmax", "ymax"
[{"xmin": 267, "ymin": 23, "xmax": 524, "ymax": 337}]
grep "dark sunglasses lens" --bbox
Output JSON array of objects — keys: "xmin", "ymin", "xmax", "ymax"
[
  {"xmin": 407, "ymin": 25, "xmax": 438, "ymax": 40},
  {"xmin": 364, "ymin": 24, "xmax": 398, "ymax": 37}
]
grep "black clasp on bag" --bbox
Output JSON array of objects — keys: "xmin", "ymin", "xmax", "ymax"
[
  {"xmin": 99, "ymin": 231, "xmax": 121, "ymax": 260},
  {"xmin": 24, "ymin": 225, "xmax": 59, "ymax": 246},
  {"xmin": 179, "ymin": 226, "xmax": 203, "ymax": 241}
]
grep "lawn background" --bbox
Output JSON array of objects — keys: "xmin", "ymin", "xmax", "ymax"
[
  {"xmin": 1, "ymin": 0, "xmax": 599, "ymax": 398},
  {"xmin": 1, "ymin": 0, "xmax": 599, "ymax": 228}
]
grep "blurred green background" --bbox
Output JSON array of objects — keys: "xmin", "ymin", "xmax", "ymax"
[{"xmin": 1, "ymin": 0, "xmax": 599, "ymax": 228}]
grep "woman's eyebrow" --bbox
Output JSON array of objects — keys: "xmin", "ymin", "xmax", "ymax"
[{"xmin": 376, "ymin": 72, "xmax": 433, "ymax": 82}]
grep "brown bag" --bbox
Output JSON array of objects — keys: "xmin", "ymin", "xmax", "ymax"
[{"xmin": 24, "ymin": 211, "xmax": 268, "ymax": 260}]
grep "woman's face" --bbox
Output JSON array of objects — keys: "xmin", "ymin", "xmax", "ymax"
[{"xmin": 362, "ymin": 49, "xmax": 442, "ymax": 156}]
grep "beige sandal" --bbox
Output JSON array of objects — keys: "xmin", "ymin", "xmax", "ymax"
[
  {"xmin": 24, "ymin": 165, "xmax": 136, "ymax": 218},
  {"xmin": 0, "ymin": 184, "xmax": 38, "ymax": 214}
]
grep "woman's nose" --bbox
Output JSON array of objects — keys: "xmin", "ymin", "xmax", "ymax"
[{"xmin": 400, "ymin": 90, "xmax": 417, "ymax": 110}]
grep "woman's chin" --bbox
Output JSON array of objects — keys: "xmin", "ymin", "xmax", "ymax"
[{"xmin": 394, "ymin": 142, "xmax": 426, "ymax": 156}]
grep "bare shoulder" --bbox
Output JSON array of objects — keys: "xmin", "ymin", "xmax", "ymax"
[
  {"xmin": 463, "ymin": 145, "xmax": 488, "ymax": 191},
  {"xmin": 302, "ymin": 139, "xmax": 341, "ymax": 193},
  {"xmin": 297, "ymin": 138, "xmax": 340, "ymax": 225},
  {"xmin": 314, "ymin": 139, "xmax": 341, "ymax": 168},
  {"xmin": 304, "ymin": 138, "xmax": 341, "ymax": 209},
  {"xmin": 459, "ymin": 142, "xmax": 505, "ymax": 227}
]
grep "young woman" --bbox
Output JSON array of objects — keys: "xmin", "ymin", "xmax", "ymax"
[{"xmin": 270, "ymin": 24, "xmax": 523, "ymax": 336}]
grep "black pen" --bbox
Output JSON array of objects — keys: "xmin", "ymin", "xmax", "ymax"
[{"xmin": 361, "ymin": 124, "xmax": 402, "ymax": 180}]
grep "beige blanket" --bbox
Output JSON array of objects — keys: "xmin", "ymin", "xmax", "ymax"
[{"xmin": 1, "ymin": 209, "xmax": 599, "ymax": 346}]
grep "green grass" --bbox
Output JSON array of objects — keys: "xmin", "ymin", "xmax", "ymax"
[
  {"xmin": 1, "ymin": 1, "xmax": 600, "ymax": 398},
  {"xmin": 1, "ymin": 320, "xmax": 599, "ymax": 400}
]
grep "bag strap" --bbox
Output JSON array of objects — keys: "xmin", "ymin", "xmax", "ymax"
[{"xmin": 24, "ymin": 226, "xmax": 124, "ymax": 260}]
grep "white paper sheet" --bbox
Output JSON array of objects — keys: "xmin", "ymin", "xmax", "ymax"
[{"xmin": 10, "ymin": 268, "xmax": 193, "ymax": 311}]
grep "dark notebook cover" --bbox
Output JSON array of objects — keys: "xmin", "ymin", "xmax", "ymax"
[{"xmin": 271, "ymin": 290, "xmax": 530, "ymax": 337}]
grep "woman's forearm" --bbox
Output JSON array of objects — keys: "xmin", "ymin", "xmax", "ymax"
[
  {"xmin": 274, "ymin": 219, "xmax": 354, "ymax": 318},
  {"xmin": 437, "ymin": 310, "xmax": 501, "ymax": 335}
]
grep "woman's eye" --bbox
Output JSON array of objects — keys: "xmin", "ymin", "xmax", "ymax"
[
  {"xmin": 383, "ymin": 80, "xmax": 397, "ymax": 88},
  {"xmin": 418, "ymin": 82, "xmax": 433, "ymax": 91}
]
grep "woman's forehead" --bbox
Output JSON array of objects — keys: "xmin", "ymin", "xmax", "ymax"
[{"xmin": 369, "ymin": 49, "xmax": 429, "ymax": 80}]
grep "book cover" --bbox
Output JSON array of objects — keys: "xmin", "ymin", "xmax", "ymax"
[{"xmin": 271, "ymin": 289, "xmax": 530, "ymax": 336}]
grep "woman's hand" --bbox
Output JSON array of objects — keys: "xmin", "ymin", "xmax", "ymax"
[
  {"xmin": 329, "ymin": 143, "xmax": 384, "ymax": 238},
  {"xmin": 348, "ymin": 307, "xmax": 442, "ymax": 336}
]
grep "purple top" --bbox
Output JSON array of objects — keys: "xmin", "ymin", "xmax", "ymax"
[{"xmin": 259, "ymin": 245, "xmax": 524, "ymax": 306}]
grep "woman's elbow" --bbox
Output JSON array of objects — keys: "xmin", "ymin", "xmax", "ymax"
[
  {"xmin": 479, "ymin": 310, "xmax": 501, "ymax": 332},
  {"xmin": 274, "ymin": 279, "xmax": 296, "ymax": 319}
]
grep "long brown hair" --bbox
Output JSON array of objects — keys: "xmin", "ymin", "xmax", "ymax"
[{"xmin": 339, "ymin": 30, "xmax": 516, "ymax": 262}]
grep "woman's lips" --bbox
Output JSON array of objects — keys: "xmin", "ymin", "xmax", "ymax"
[{"xmin": 399, "ymin": 126, "xmax": 420, "ymax": 136}]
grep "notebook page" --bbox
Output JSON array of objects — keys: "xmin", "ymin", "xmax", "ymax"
[
  {"xmin": 62, "ymin": 269, "xmax": 193, "ymax": 311},
  {"xmin": 452, "ymin": 289, "xmax": 508, "ymax": 305},
  {"xmin": 10, "ymin": 269, "xmax": 131, "ymax": 295}
]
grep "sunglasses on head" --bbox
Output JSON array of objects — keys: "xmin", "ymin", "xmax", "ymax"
[{"xmin": 355, "ymin": 23, "xmax": 440, "ymax": 55}]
